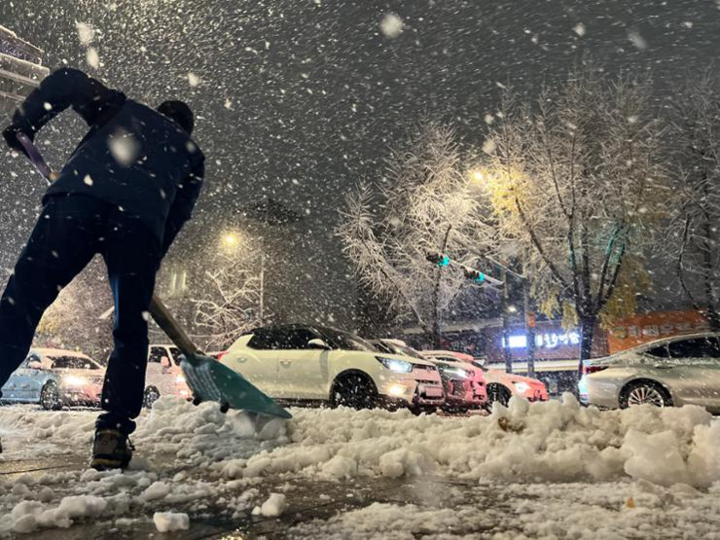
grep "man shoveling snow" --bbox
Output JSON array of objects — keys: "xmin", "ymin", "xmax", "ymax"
[{"xmin": 1, "ymin": 67, "xmax": 205, "ymax": 470}]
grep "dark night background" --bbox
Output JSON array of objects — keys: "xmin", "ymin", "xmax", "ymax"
[{"xmin": 1, "ymin": 0, "xmax": 719, "ymax": 328}]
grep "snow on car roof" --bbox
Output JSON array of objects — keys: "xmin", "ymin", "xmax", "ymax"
[{"xmin": 31, "ymin": 348, "xmax": 91, "ymax": 359}]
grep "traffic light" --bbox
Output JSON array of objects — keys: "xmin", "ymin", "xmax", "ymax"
[
  {"xmin": 426, "ymin": 251, "xmax": 450, "ymax": 267},
  {"xmin": 463, "ymin": 265, "xmax": 504, "ymax": 287},
  {"xmin": 464, "ymin": 266, "xmax": 486, "ymax": 283}
]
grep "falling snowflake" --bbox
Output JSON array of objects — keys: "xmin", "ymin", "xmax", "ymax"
[
  {"xmin": 482, "ymin": 139, "xmax": 496, "ymax": 155},
  {"xmin": 86, "ymin": 47, "xmax": 100, "ymax": 69},
  {"xmin": 188, "ymin": 73, "xmax": 201, "ymax": 87},
  {"xmin": 108, "ymin": 130, "xmax": 140, "ymax": 167},
  {"xmin": 83, "ymin": 174, "xmax": 94, "ymax": 186},
  {"xmin": 573, "ymin": 23, "xmax": 586, "ymax": 37},
  {"xmin": 628, "ymin": 30, "xmax": 647, "ymax": 51},
  {"xmin": 75, "ymin": 21, "xmax": 95, "ymax": 45},
  {"xmin": 380, "ymin": 13, "xmax": 404, "ymax": 38}
]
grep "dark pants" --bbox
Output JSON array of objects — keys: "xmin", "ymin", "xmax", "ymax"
[{"xmin": 0, "ymin": 194, "xmax": 160, "ymax": 434}]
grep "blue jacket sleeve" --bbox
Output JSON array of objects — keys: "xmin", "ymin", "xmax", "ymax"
[{"xmin": 161, "ymin": 150, "xmax": 205, "ymax": 256}]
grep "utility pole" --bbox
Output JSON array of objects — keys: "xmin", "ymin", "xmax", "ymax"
[
  {"xmin": 523, "ymin": 278, "xmax": 536, "ymax": 378},
  {"xmin": 500, "ymin": 267, "xmax": 512, "ymax": 373}
]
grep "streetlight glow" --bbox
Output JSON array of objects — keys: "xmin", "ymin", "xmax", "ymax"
[{"xmin": 222, "ymin": 232, "xmax": 239, "ymax": 248}]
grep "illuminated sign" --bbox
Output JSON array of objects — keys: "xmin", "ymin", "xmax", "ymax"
[{"xmin": 503, "ymin": 331, "xmax": 580, "ymax": 349}]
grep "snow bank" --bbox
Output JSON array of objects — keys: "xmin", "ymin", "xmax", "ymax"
[
  {"xmin": 153, "ymin": 511, "xmax": 189, "ymax": 532},
  {"xmin": 2, "ymin": 393, "xmax": 720, "ymax": 535},
  {"xmin": 211, "ymin": 393, "xmax": 719, "ymax": 488}
]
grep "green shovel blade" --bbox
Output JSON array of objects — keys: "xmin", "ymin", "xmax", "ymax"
[{"xmin": 181, "ymin": 354, "xmax": 292, "ymax": 419}]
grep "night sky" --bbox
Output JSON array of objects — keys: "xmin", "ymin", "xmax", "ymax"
[{"xmin": 2, "ymin": 0, "xmax": 719, "ymax": 326}]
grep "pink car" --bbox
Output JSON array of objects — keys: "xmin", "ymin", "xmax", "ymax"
[
  {"xmin": 374, "ymin": 340, "xmax": 487, "ymax": 412},
  {"xmin": 421, "ymin": 350, "xmax": 549, "ymax": 407}
]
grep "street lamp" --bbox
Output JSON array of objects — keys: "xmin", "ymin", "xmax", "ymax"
[
  {"xmin": 221, "ymin": 232, "xmax": 239, "ymax": 249},
  {"xmin": 470, "ymin": 170, "xmax": 485, "ymax": 183}
]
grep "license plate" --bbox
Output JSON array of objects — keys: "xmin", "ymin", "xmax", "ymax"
[{"xmin": 421, "ymin": 384, "xmax": 443, "ymax": 398}]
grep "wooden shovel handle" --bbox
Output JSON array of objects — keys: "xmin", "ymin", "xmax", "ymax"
[{"xmin": 148, "ymin": 295, "xmax": 199, "ymax": 357}]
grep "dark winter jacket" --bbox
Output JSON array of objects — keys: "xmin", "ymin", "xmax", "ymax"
[{"xmin": 4, "ymin": 68, "xmax": 204, "ymax": 254}]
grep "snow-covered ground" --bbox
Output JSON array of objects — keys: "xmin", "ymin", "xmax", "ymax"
[{"xmin": 1, "ymin": 395, "xmax": 720, "ymax": 537}]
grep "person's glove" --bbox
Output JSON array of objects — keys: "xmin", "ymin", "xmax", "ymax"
[{"xmin": 2, "ymin": 124, "xmax": 31, "ymax": 156}]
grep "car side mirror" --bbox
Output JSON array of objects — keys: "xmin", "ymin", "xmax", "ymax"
[
  {"xmin": 28, "ymin": 361, "xmax": 44, "ymax": 370},
  {"xmin": 308, "ymin": 338, "xmax": 331, "ymax": 350}
]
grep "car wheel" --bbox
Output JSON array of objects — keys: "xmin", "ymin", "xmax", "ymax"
[
  {"xmin": 143, "ymin": 386, "xmax": 161, "ymax": 409},
  {"xmin": 486, "ymin": 384, "xmax": 511, "ymax": 408},
  {"xmin": 40, "ymin": 382, "xmax": 62, "ymax": 411},
  {"xmin": 331, "ymin": 373, "xmax": 377, "ymax": 410},
  {"xmin": 620, "ymin": 380, "xmax": 672, "ymax": 408}
]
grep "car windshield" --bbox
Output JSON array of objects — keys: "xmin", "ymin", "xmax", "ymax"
[
  {"xmin": 50, "ymin": 356, "xmax": 99, "ymax": 370},
  {"xmin": 390, "ymin": 343, "xmax": 424, "ymax": 359},
  {"xmin": 325, "ymin": 330, "xmax": 377, "ymax": 352}
]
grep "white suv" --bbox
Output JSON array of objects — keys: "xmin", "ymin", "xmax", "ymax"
[
  {"xmin": 221, "ymin": 325, "xmax": 445, "ymax": 411},
  {"xmin": 143, "ymin": 344, "xmax": 191, "ymax": 407}
]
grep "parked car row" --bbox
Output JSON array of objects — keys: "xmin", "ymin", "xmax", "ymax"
[
  {"xmin": 0, "ymin": 325, "xmax": 552, "ymax": 415},
  {"xmin": 218, "ymin": 324, "xmax": 550, "ymax": 414},
  {"xmin": 0, "ymin": 345, "xmax": 191, "ymax": 410}
]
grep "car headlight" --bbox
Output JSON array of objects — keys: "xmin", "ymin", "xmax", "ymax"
[
  {"xmin": 513, "ymin": 381, "xmax": 530, "ymax": 394},
  {"xmin": 63, "ymin": 375, "xmax": 88, "ymax": 387},
  {"xmin": 175, "ymin": 374, "xmax": 186, "ymax": 384},
  {"xmin": 448, "ymin": 367, "xmax": 471, "ymax": 379},
  {"xmin": 375, "ymin": 356, "xmax": 414, "ymax": 373}
]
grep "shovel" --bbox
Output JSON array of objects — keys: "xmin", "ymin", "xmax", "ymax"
[{"xmin": 15, "ymin": 133, "xmax": 291, "ymax": 419}]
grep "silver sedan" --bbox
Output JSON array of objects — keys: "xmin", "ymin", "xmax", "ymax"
[{"xmin": 579, "ymin": 333, "xmax": 720, "ymax": 413}]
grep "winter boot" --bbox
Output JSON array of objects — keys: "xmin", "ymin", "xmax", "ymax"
[{"xmin": 90, "ymin": 429, "xmax": 134, "ymax": 471}]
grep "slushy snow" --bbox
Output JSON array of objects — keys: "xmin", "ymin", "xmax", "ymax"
[
  {"xmin": 2, "ymin": 394, "xmax": 720, "ymax": 536},
  {"xmin": 153, "ymin": 511, "xmax": 189, "ymax": 532}
]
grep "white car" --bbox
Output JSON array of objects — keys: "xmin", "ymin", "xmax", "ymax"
[
  {"xmin": 0, "ymin": 348, "xmax": 105, "ymax": 410},
  {"xmin": 221, "ymin": 325, "xmax": 445, "ymax": 411},
  {"xmin": 143, "ymin": 344, "xmax": 191, "ymax": 408},
  {"xmin": 579, "ymin": 333, "xmax": 720, "ymax": 412}
]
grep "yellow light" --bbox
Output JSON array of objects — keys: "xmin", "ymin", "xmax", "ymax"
[
  {"xmin": 471, "ymin": 170, "xmax": 485, "ymax": 182},
  {"xmin": 387, "ymin": 384, "xmax": 406, "ymax": 397},
  {"xmin": 223, "ymin": 233, "xmax": 237, "ymax": 246}
]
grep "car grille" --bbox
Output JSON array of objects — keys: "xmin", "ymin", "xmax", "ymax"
[
  {"xmin": 413, "ymin": 364, "xmax": 437, "ymax": 373},
  {"xmin": 415, "ymin": 379, "xmax": 439, "ymax": 385}
]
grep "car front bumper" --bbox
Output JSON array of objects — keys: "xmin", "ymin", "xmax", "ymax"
[
  {"xmin": 377, "ymin": 377, "xmax": 445, "ymax": 408},
  {"xmin": 59, "ymin": 387, "xmax": 102, "ymax": 406}
]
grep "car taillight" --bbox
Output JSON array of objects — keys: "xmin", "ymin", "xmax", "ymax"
[
  {"xmin": 216, "ymin": 351, "xmax": 227, "ymax": 361},
  {"xmin": 584, "ymin": 365, "xmax": 609, "ymax": 375}
]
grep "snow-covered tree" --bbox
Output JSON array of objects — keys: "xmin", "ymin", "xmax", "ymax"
[
  {"xmin": 338, "ymin": 122, "xmax": 496, "ymax": 346},
  {"xmin": 190, "ymin": 233, "xmax": 263, "ymax": 350},
  {"xmin": 667, "ymin": 73, "xmax": 720, "ymax": 330},
  {"xmin": 484, "ymin": 70, "xmax": 667, "ymax": 366}
]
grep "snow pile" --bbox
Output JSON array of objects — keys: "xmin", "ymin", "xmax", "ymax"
[
  {"xmin": 226, "ymin": 393, "xmax": 720, "ymax": 488},
  {"xmin": 253, "ymin": 493, "xmax": 287, "ymax": 518},
  {"xmin": 2, "ymin": 395, "xmax": 720, "ymax": 490},
  {"xmin": 153, "ymin": 512, "xmax": 189, "ymax": 532},
  {"xmin": 9, "ymin": 495, "xmax": 107, "ymax": 533}
]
